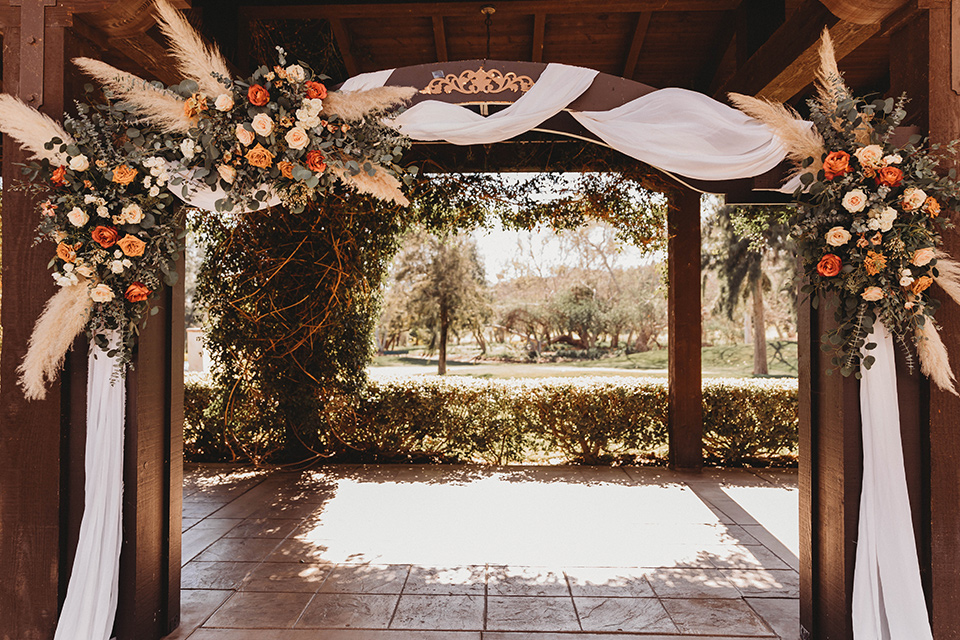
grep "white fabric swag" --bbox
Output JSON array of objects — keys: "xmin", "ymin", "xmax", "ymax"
[{"xmin": 54, "ymin": 336, "xmax": 125, "ymax": 640}]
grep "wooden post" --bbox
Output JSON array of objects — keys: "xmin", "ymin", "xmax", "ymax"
[
  {"xmin": 0, "ymin": 4, "xmax": 183, "ymax": 639},
  {"xmin": 667, "ymin": 187, "xmax": 703, "ymax": 470}
]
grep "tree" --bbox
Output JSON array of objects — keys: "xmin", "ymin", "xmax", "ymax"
[{"xmin": 392, "ymin": 229, "xmax": 491, "ymax": 374}]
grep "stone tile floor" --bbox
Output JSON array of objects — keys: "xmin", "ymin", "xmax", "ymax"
[{"xmin": 166, "ymin": 464, "xmax": 799, "ymax": 640}]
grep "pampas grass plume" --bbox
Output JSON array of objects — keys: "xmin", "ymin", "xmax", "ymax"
[
  {"xmin": 324, "ymin": 86, "xmax": 418, "ymax": 122},
  {"xmin": 0, "ymin": 94, "xmax": 74, "ymax": 165},
  {"xmin": 933, "ymin": 252, "xmax": 960, "ymax": 308},
  {"xmin": 916, "ymin": 319, "xmax": 958, "ymax": 395},
  {"xmin": 331, "ymin": 163, "xmax": 410, "ymax": 207},
  {"xmin": 18, "ymin": 283, "xmax": 92, "ymax": 400},
  {"xmin": 153, "ymin": 0, "xmax": 232, "ymax": 97},
  {"xmin": 728, "ymin": 92, "xmax": 825, "ymax": 179},
  {"xmin": 73, "ymin": 57, "xmax": 192, "ymax": 133}
]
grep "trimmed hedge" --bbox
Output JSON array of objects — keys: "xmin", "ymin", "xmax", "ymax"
[{"xmin": 184, "ymin": 374, "xmax": 798, "ymax": 465}]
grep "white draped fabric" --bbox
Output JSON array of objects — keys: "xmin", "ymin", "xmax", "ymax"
[
  {"xmin": 170, "ymin": 168, "xmax": 281, "ymax": 213},
  {"xmin": 54, "ymin": 337, "xmax": 125, "ymax": 640},
  {"xmin": 854, "ymin": 322, "xmax": 934, "ymax": 640},
  {"xmin": 391, "ymin": 64, "xmax": 598, "ymax": 145}
]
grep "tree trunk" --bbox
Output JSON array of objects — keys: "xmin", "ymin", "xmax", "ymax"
[
  {"xmin": 438, "ymin": 304, "xmax": 449, "ymax": 375},
  {"xmin": 752, "ymin": 277, "xmax": 768, "ymax": 375}
]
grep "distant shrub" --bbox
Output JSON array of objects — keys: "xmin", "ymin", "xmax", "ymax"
[{"xmin": 183, "ymin": 374, "xmax": 798, "ymax": 465}]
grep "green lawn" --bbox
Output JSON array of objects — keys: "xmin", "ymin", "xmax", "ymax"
[{"xmin": 371, "ymin": 342, "xmax": 798, "ymax": 379}]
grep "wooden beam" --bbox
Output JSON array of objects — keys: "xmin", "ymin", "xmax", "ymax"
[
  {"xmin": 622, "ymin": 12, "xmax": 651, "ymax": 79},
  {"xmin": 667, "ymin": 187, "xmax": 703, "ymax": 471},
  {"xmin": 241, "ymin": 0, "xmax": 741, "ymax": 21},
  {"xmin": 432, "ymin": 15, "xmax": 447, "ymax": 63},
  {"xmin": 329, "ymin": 17, "xmax": 359, "ymax": 78},
  {"xmin": 714, "ymin": 0, "xmax": 879, "ymax": 102},
  {"xmin": 531, "ymin": 12, "xmax": 545, "ymax": 63}
]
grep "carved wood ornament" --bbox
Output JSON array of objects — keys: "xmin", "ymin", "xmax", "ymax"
[{"xmin": 420, "ymin": 68, "xmax": 534, "ymax": 95}]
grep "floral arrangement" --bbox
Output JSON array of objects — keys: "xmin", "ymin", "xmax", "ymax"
[{"xmin": 731, "ymin": 30, "xmax": 960, "ymax": 391}]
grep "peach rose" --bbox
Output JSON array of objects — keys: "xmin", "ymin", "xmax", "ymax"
[
  {"xmin": 901, "ymin": 187, "xmax": 927, "ymax": 211},
  {"xmin": 51, "ymin": 165, "xmax": 68, "ymax": 186},
  {"xmin": 112, "ymin": 164, "xmax": 138, "ymax": 186},
  {"xmin": 823, "ymin": 151, "xmax": 852, "ymax": 180},
  {"xmin": 90, "ymin": 284, "xmax": 115, "ymax": 303},
  {"xmin": 912, "ymin": 247, "xmax": 936, "ymax": 266},
  {"xmin": 277, "ymin": 161, "xmax": 294, "ymax": 179},
  {"xmin": 284, "ymin": 126, "xmax": 310, "ymax": 150},
  {"xmin": 236, "ymin": 124, "xmax": 255, "ymax": 147},
  {"xmin": 117, "ymin": 234, "xmax": 146, "ymax": 257},
  {"xmin": 842, "ymin": 189, "xmax": 868, "ymax": 213},
  {"xmin": 876, "ymin": 166, "xmax": 903, "ymax": 187},
  {"xmin": 215, "ymin": 93, "xmax": 235, "ymax": 111},
  {"xmin": 124, "ymin": 282, "xmax": 151, "ymax": 302},
  {"xmin": 306, "ymin": 150, "xmax": 326, "ymax": 173},
  {"xmin": 817, "ymin": 254, "xmax": 842, "ymax": 277},
  {"xmin": 305, "ymin": 81, "xmax": 327, "ymax": 100},
  {"xmin": 56, "ymin": 242, "xmax": 78, "ymax": 263},
  {"xmin": 91, "ymin": 225, "xmax": 119, "ymax": 248},
  {"xmin": 825, "ymin": 226, "xmax": 851, "ymax": 247},
  {"xmin": 854, "ymin": 144, "xmax": 884, "ymax": 169},
  {"xmin": 252, "ymin": 113, "xmax": 275, "ymax": 137},
  {"xmin": 912, "ymin": 276, "xmax": 934, "ymax": 294},
  {"xmin": 923, "ymin": 196, "xmax": 941, "ymax": 218},
  {"xmin": 248, "ymin": 84, "xmax": 270, "ymax": 106},
  {"xmin": 245, "ymin": 143, "xmax": 275, "ymax": 169},
  {"xmin": 861, "ymin": 286, "xmax": 885, "ymax": 302}
]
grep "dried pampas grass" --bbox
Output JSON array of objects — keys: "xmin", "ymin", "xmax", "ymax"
[
  {"xmin": 324, "ymin": 86, "xmax": 418, "ymax": 122},
  {"xmin": 18, "ymin": 283, "xmax": 93, "ymax": 401},
  {"xmin": 728, "ymin": 92, "xmax": 825, "ymax": 179},
  {"xmin": 916, "ymin": 319, "xmax": 958, "ymax": 395},
  {"xmin": 73, "ymin": 57, "xmax": 192, "ymax": 133},
  {"xmin": 933, "ymin": 251, "xmax": 960, "ymax": 307},
  {"xmin": 153, "ymin": 0, "xmax": 232, "ymax": 97},
  {"xmin": 331, "ymin": 163, "xmax": 410, "ymax": 207},
  {"xmin": 815, "ymin": 27, "xmax": 844, "ymax": 114},
  {"xmin": 0, "ymin": 94, "xmax": 74, "ymax": 165}
]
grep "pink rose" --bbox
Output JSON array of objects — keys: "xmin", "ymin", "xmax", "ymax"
[{"xmin": 236, "ymin": 124, "xmax": 255, "ymax": 146}]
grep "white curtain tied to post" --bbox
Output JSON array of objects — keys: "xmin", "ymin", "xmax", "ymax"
[{"xmin": 56, "ymin": 61, "xmax": 931, "ymax": 640}]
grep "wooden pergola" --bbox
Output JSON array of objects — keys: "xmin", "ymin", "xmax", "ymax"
[{"xmin": 1, "ymin": 1, "xmax": 958, "ymax": 639}]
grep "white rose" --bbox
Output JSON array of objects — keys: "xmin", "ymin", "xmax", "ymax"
[
  {"xmin": 303, "ymin": 98, "xmax": 323, "ymax": 116},
  {"xmin": 110, "ymin": 260, "xmax": 125, "ymax": 274},
  {"xmin": 63, "ymin": 262, "xmax": 74, "ymax": 273},
  {"xmin": 842, "ymin": 189, "xmax": 868, "ymax": 213},
  {"xmin": 180, "ymin": 138, "xmax": 196, "ymax": 160},
  {"xmin": 284, "ymin": 126, "xmax": 310, "ymax": 150},
  {"xmin": 854, "ymin": 145, "xmax": 884, "ymax": 168},
  {"xmin": 285, "ymin": 64, "xmax": 306, "ymax": 83},
  {"xmin": 84, "ymin": 194, "xmax": 97, "ymax": 204},
  {"xmin": 236, "ymin": 124, "xmax": 255, "ymax": 146},
  {"xmin": 902, "ymin": 187, "xmax": 927, "ymax": 211},
  {"xmin": 252, "ymin": 113, "xmax": 275, "ymax": 137},
  {"xmin": 122, "ymin": 203, "xmax": 144, "ymax": 224},
  {"xmin": 825, "ymin": 226, "xmax": 852, "ymax": 247},
  {"xmin": 97, "ymin": 206, "xmax": 109, "ymax": 218},
  {"xmin": 217, "ymin": 164, "xmax": 237, "ymax": 184},
  {"xmin": 296, "ymin": 112, "xmax": 321, "ymax": 130},
  {"xmin": 867, "ymin": 218, "xmax": 881, "ymax": 231},
  {"xmin": 149, "ymin": 186, "xmax": 160, "ymax": 197},
  {"xmin": 878, "ymin": 208, "xmax": 897, "ymax": 232},
  {"xmin": 900, "ymin": 275, "xmax": 916, "ymax": 287},
  {"xmin": 215, "ymin": 93, "xmax": 235, "ymax": 111},
  {"xmin": 54, "ymin": 272, "xmax": 79, "ymax": 287},
  {"xmin": 69, "ymin": 154, "xmax": 89, "ymax": 172},
  {"xmin": 883, "ymin": 153, "xmax": 902, "ymax": 165},
  {"xmin": 89, "ymin": 284, "xmax": 116, "ymax": 302},
  {"xmin": 67, "ymin": 207, "xmax": 89, "ymax": 227}
]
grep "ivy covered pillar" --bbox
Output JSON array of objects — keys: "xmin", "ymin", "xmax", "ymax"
[{"xmin": 667, "ymin": 186, "xmax": 703, "ymax": 470}]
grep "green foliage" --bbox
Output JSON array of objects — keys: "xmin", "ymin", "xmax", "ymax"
[{"xmin": 183, "ymin": 375, "xmax": 798, "ymax": 466}]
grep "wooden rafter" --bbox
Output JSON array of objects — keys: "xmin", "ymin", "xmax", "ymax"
[
  {"xmin": 240, "ymin": 0, "xmax": 741, "ymax": 21},
  {"xmin": 713, "ymin": 0, "xmax": 878, "ymax": 102},
  {"xmin": 432, "ymin": 15, "xmax": 448, "ymax": 62},
  {"xmin": 329, "ymin": 17, "xmax": 359, "ymax": 77},
  {"xmin": 623, "ymin": 12, "xmax": 652, "ymax": 79},
  {"xmin": 532, "ymin": 13, "xmax": 545, "ymax": 63}
]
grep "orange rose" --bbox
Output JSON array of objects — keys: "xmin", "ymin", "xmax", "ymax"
[
  {"xmin": 112, "ymin": 164, "xmax": 138, "ymax": 185},
  {"xmin": 305, "ymin": 81, "xmax": 327, "ymax": 100},
  {"xmin": 924, "ymin": 196, "xmax": 941, "ymax": 218},
  {"xmin": 124, "ymin": 282, "xmax": 151, "ymax": 302},
  {"xmin": 245, "ymin": 143, "xmax": 275, "ymax": 169},
  {"xmin": 277, "ymin": 160, "xmax": 294, "ymax": 179},
  {"xmin": 91, "ymin": 225, "xmax": 119, "ymax": 248},
  {"xmin": 183, "ymin": 93, "xmax": 208, "ymax": 119},
  {"xmin": 51, "ymin": 165, "xmax": 67, "ymax": 186},
  {"xmin": 247, "ymin": 84, "xmax": 270, "ymax": 106},
  {"xmin": 817, "ymin": 253, "xmax": 842, "ymax": 277},
  {"xmin": 823, "ymin": 151, "xmax": 852, "ymax": 180},
  {"xmin": 306, "ymin": 150, "xmax": 327, "ymax": 173},
  {"xmin": 876, "ymin": 166, "xmax": 903, "ymax": 188},
  {"xmin": 56, "ymin": 242, "xmax": 78, "ymax": 263},
  {"xmin": 117, "ymin": 234, "xmax": 146, "ymax": 257},
  {"xmin": 912, "ymin": 276, "xmax": 934, "ymax": 294},
  {"xmin": 864, "ymin": 250, "xmax": 887, "ymax": 276}
]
